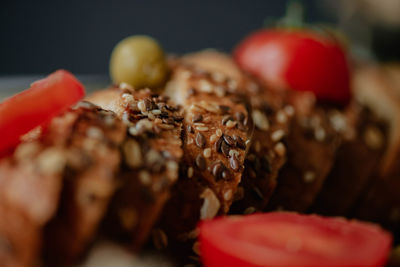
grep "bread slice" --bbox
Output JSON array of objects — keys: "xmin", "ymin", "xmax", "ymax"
[
  {"xmin": 0, "ymin": 102, "xmax": 125, "ymax": 266},
  {"xmin": 181, "ymin": 51, "xmax": 290, "ymax": 214},
  {"xmin": 311, "ymin": 102, "xmax": 387, "ymax": 216},
  {"xmin": 88, "ymin": 88, "xmax": 183, "ymax": 250},
  {"xmin": 266, "ymin": 92, "xmax": 341, "ymax": 212},
  {"xmin": 351, "ymin": 64, "xmax": 400, "ymax": 236}
]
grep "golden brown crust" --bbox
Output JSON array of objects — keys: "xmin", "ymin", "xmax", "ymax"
[
  {"xmin": 156, "ymin": 61, "xmax": 253, "ymax": 262},
  {"xmin": 94, "ymin": 88, "xmax": 184, "ymax": 251},
  {"xmin": 0, "ymin": 102, "xmax": 125, "ymax": 267},
  {"xmin": 43, "ymin": 103, "xmax": 126, "ymax": 265},
  {"xmin": 180, "ymin": 51, "xmax": 290, "ymax": 213},
  {"xmin": 351, "ymin": 64, "xmax": 400, "ymax": 235},
  {"xmin": 312, "ymin": 103, "xmax": 388, "ymax": 216},
  {"xmin": 266, "ymin": 93, "xmax": 341, "ymax": 212}
]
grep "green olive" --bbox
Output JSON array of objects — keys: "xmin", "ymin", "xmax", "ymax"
[{"xmin": 109, "ymin": 35, "xmax": 167, "ymax": 88}]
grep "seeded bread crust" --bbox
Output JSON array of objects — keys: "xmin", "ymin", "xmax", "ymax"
[
  {"xmin": 266, "ymin": 92, "xmax": 341, "ymax": 212},
  {"xmin": 157, "ymin": 61, "xmax": 253, "ymax": 260},
  {"xmin": 43, "ymin": 103, "xmax": 126, "ymax": 265},
  {"xmin": 312, "ymin": 103, "xmax": 387, "ymax": 216},
  {"xmin": 88, "ymin": 88, "xmax": 183, "ymax": 250},
  {"xmin": 181, "ymin": 51, "xmax": 290, "ymax": 213},
  {"xmin": 351, "ymin": 65, "xmax": 400, "ymax": 236},
  {"xmin": 0, "ymin": 103, "xmax": 125, "ymax": 267}
]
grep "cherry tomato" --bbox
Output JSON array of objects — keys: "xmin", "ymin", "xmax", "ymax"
[
  {"xmin": 199, "ymin": 212, "xmax": 392, "ymax": 267},
  {"xmin": 0, "ymin": 70, "xmax": 85, "ymax": 156},
  {"xmin": 234, "ymin": 29, "xmax": 351, "ymax": 104}
]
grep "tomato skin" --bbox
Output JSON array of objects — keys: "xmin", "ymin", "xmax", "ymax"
[
  {"xmin": 199, "ymin": 213, "xmax": 392, "ymax": 267},
  {"xmin": 234, "ymin": 30, "xmax": 351, "ymax": 104},
  {"xmin": 0, "ymin": 70, "xmax": 85, "ymax": 156}
]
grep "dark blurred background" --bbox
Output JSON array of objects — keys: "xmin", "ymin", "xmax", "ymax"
[{"xmin": 1, "ymin": 0, "xmax": 399, "ymax": 74}]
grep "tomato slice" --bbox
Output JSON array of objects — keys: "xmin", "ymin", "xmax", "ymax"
[
  {"xmin": 0, "ymin": 70, "xmax": 85, "ymax": 156},
  {"xmin": 199, "ymin": 212, "xmax": 392, "ymax": 267}
]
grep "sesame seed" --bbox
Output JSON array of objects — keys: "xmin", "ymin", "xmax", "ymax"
[
  {"xmin": 276, "ymin": 110, "xmax": 288, "ymax": 124},
  {"xmin": 122, "ymin": 139, "xmax": 143, "ymax": 168},
  {"xmin": 195, "ymin": 154, "xmax": 206, "ymax": 170},
  {"xmin": 364, "ymin": 126, "xmax": 384, "ymax": 150},
  {"xmin": 203, "ymin": 148, "xmax": 212, "ymax": 158},
  {"xmin": 200, "ymin": 101, "xmax": 219, "ymax": 113},
  {"xmin": 226, "ymin": 120, "xmax": 237, "ymax": 129},
  {"xmin": 198, "ymin": 79, "xmax": 213, "ymax": 93},
  {"xmin": 200, "ymin": 188, "xmax": 220, "ymax": 220},
  {"xmin": 271, "ymin": 129, "xmax": 285, "ymax": 142},
  {"xmin": 329, "ymin": 111, "xmax": 347, "ymax": 132},
  {"xmin": 147, "ymin": 112, "xmax": 155, "ymax": 120},
  {"xmin": 227, "ymin": 79, "xmax": 238, "ymax": 90},
  {"xmin": 158, "ymin": 124, "xmax": 174, "ymax": 130},
  {"xmin": 37, "ymin": 148, "xmax": 66, "ymax": 175},
  {"xmin": 192, "ymin": 113, "xmax": 203, "ymax": 123},
  {"xmin": 216, "ymin": 129, "xmax": 223, "ymax": 137},
  {"xmin": 223, "ymin": 135, "xmax": 236, "ymax": 147},
  {"xmin": 303, "ymin": 171, "xmax": 316, "ymax": 183},
  {"xmin": 224, "ymin": 189, "xmax": 233, "ymax": 201},
  {"xmin": 187, "ymin": 167, "xmax": 194, "ymax": 178},
  {"xmin": 86, "ymin": 127, "xmax": 104, "ymax": 139},
  {"xmin": 187, "ymin": 137, "xmax": 194, "ymax": 145},
  {"xmin": 151, "ymin": 109, "xmax": 162, "ymax": 115},
  {"xmin": 215, "ymin": 136, "xmax": 223, "ymax": 152},
  {"xmin": 221, "ymin": 141, "xmax": 230, "ymax": 156},
  {"xmin": 193, "ymin": 122, "xmax": 206, "ymax": 127},
  {"xmin": 189, "ymin": 104, "xmax": 203, "ymax": 113},
  {"xmin": 314, "ymin": 128, "xmax": 326, "ymax": 142},
  {"xmin": 274, "ymin": 142, "xmax": 286, "ymax": 156},
  {"xmin": 215, "ymin": 86, "xmax": 226, "ymax": 97},
  {"xmin": 122, "ymin": 112, "xmax": 131, "ymax": 125},
  {"xmin": 128, "ymin": 127, "xmax": 139, "ymax": 136},
  {"xmin": 119, "ymin": 82, "xmax": 133, "ymax": 90},
  {"xmin": 121, "ymin": 93, "xmax": 134, "ymax": 104},
  {"xmin": 138, "ymin": 100, "xmax": 146, "ymax": 112},
  {"xmin": 230, "ymin": 155, "xmax": 240, "ymax": 171},
  {"xmin": 284, "ymin": 105, "xmax": 295, "ymax": 116},
  {"xmin": 211, "ymin": 72, "xmax": 226, "ymax": 83},
  {"xmin": 195, "ymin": 132, "xmax": 206, "ymax": 148},
  {"xmin": 229, "ymin": 149, "xmax": 239, "ymax": 157},
  {"xmin": 210, "ymin": 134, "xmax": 218, "ymax": 143},
  {"xmin": 166, "ymin": 161, "xmax": 179, "ymax": 181},
  {"xmin": 196, "ymin": 126, "xmax": 209, "ymax": 132},
  {"xmin": 139, "ymin": 171, "xmax": 151, "ymax": 185},
  {"xmin": 222, "ymin": 115, "xmax": 234, "ymax": 125},
  {"xmin": 245, "ymin": 140, "xmax": 251, "ymax": 147},
  {"xmin": 234, "ymin": 135, "xmax": 246, "ymax": 149},
  {"xmin": 252, "ymin": 110, "xmax": 269, "ymax": 131}
]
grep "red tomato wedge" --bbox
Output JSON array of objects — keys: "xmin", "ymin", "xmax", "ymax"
[
  {"xmin": 199, "ymin": 212, "xmax": 392, "ymax": 267},
  {"xmin": 234, "ymin": 29, "xmax": 351, "ymax": 104},
  {"xmin": 0, "ymin": 70, "xmax": 85, "ymax": 156}
]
